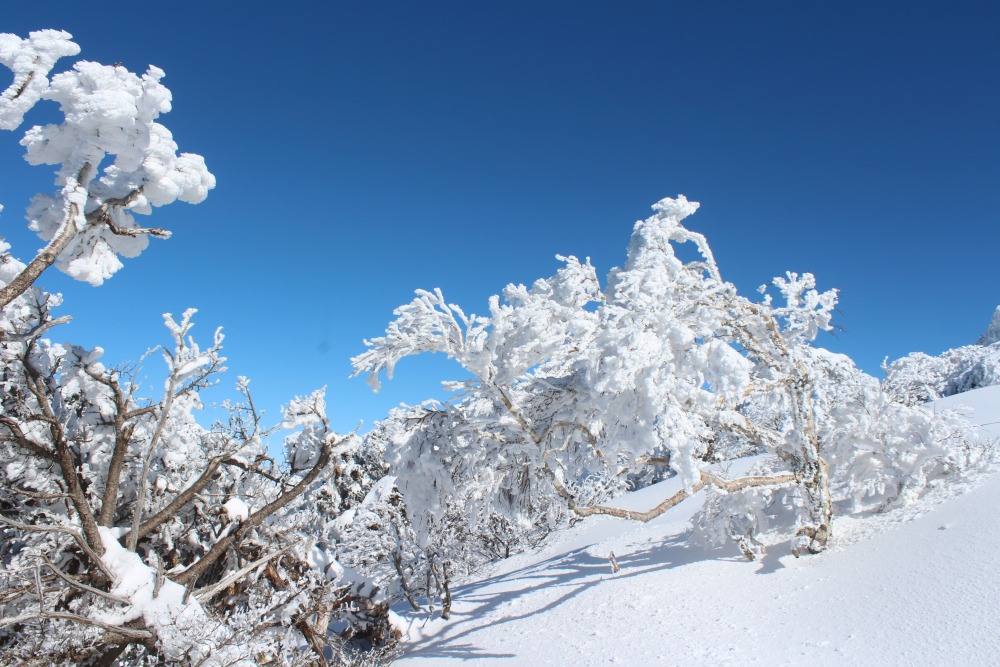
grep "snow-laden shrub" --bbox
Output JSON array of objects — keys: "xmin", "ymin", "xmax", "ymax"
[
  {"xmin": 692, "ymin": 347, "xmax": 983, "ymax": 556},
  {"xmin": 0, "ymin": 289, "xmax": 397, "ymax": 664},
  {"xmin": 883, "ymin": 307, "xmax": 1000, "ymax": 406},
  {"xmin": 355, "ymin": 196, "xmax": 856, "ymax": 559}
]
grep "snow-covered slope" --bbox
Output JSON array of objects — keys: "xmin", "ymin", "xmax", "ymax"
[{"xmin": 392, "ymin": 386, "xmax": 1000, "ymax": 666}]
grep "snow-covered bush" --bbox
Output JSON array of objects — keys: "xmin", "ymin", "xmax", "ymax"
[
  {"xmin": 0, "ymin": 264, "xmax": 396, "ymax": 665},
  {"xmin": 0, "ymin": 30, "xmax": 395, "ymax": 666},
  {"xmin": 883, "ymin": 308, "xmax": 1000, "ymax": 405},
  {"xmin": 327, "ymin": 411, "xmax": 564, "ymax": 623},
  {"xmin": 354, "ymin": 197, "xmax": 837, "ymax": 558},
  {"xmin": 692, "ymin": 346, "xmax": 982, "ymax": 557},
  {"xmin": 355, "ymin": 196, "xmax": 982, "ymax": 563}
]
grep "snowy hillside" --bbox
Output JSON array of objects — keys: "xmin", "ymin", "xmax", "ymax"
[{"xmin": 391, "ymin": 386, "xmax": 1000, "ymax": 666}]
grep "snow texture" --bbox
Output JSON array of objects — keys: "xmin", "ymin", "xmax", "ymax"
[
  {"xmin": 222, "ymin": 497, "xmax": 250, "ymax": 522},
  {"xmin": 95, "ymin": 529, "xmax": 253, "ymax": 666}
]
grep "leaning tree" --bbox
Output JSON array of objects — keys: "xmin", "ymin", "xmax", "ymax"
[{"xmin": 354, "ymin": 196, "xmax": 977, "ymax": 563}]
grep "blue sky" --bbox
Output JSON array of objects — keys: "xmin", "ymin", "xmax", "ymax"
[{"xmin": 2, "ymin": 2, "xmax": 999, "ymax": 433}]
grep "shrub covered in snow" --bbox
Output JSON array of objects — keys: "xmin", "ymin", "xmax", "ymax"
[
  {"xmin": 883, "ymin": 307, "xmax": 1000, "ymax": 406},
  {"xmin": 355, "ymin": 196, "xmax": 980, "ymax": 565}
]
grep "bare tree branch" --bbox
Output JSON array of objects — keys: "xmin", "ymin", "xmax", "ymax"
[
  {"xmin": 174, "ymin": 434, "xmax": 339, "ymax": 586},
  {"xmin": 0, "ymin": 611, "xmax": 153, "ymax": 640},
  {"xmin": 1, "ymin": 315, "xmax": 73, "ymax": 343},
  {"xmin": 125, "ymin": 453, "xmax": 228, "ymax": 544},
  {"xmin": 40, "ymin": 554, "xmax": 130, "ymax": 605},
  {"xmin": 194, "ymin": 541, "xmax": 299, "ymax": 603},
  {"xmin": 17, "ymin": 347, "xmax": 105, "ymax": 554},
  {"xmin": 0, "ymin": 515, "xmax": 114, "ymax": 582},
  {"xmin": 565, "ymin": 470, "xmax": 798, "ymax": 522}
]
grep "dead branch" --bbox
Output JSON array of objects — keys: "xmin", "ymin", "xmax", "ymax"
[{"xmin": 0, "ymin": 611, "xmax": 153, "ymax": 641}]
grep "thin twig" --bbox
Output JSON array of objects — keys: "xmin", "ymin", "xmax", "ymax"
[
  {"xmin": 0, "ymin": 611, "xmax": 153, "ymax": 640},
  {"xmin": 41, "ymin": 553, "xmax": 130, "ymax": 605},
  {"xmin": 0, "ymin": 515, "xmax": 114, "ymax": 582}
]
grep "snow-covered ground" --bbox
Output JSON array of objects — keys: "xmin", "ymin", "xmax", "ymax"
[{"xmin": 391, "ymin": 386, "xmax": 1000, "ymax": 666}]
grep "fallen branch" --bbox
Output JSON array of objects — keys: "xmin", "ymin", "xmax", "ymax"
[{"xmin": 0, "ymin": 611, "xmax": 153, "ymax": 640}]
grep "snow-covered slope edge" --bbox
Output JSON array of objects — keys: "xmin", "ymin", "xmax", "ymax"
[{"xmin": 392, "ymin": 386, "xmax": 1000, "ymax": 666}]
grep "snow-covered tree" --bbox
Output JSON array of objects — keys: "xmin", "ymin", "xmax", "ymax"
[
  {"xmin": 355, "ymin": 196, "xmax": 979, "ymax": 562},
  {"xmin": 691, "ymin": 344, "xmax": 984, "ymax": 558},
  {"xmin": 0, "ymin": 30, "xmax": 395, "ymax": 666},
  {"xmin": 0, "ymin": 29, "xmax": 214, "ymax": 306},
  {"xmin": 354, "ymin": 198, "xmax": 820, "ymax": 555}
]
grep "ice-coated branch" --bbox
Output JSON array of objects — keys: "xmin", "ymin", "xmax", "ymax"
[
  {"xmin": 128, "ymin": 309, "xmax": 225, "ymax": 551},
  {"xmin": 0, "ymin": 414, "xmax": 58, "ymax": 462},
  {"xmin": 0, "ymin": 610, "xmax": 154, "ymax": 641},
  {"xmin": 0, "ymin": 30, "xmax": 79, "ymax": 130},
  {"xmin": 126, "ymin": 453, "xmax": 228, "ymax": 543},
  {"xmin": 40, "ymin": 553, "xmax": 130, "ymax": 605},
  {"xmin": 0, "ymin": 314, "xmax": 72, "ymax": 342},
  {"xmin": 82, "ymin": 364, "xmax": 152, "ymax": 528},
  {"xmin": 0, "ymin": 29, "xmax": 215, "ymax": 303},
  {"xmin": 352, "ymin": 287, "xmax": 489, "ymax": 392},
  {"xmin": 14, "ymin": 341, "xmax": 106, "ymax": 555},
  {"xmin": 0, "ymin": 515, "xmax": 115, "ymax": 582}
]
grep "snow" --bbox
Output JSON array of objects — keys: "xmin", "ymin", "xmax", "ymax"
[
  {"xmin": 95, "ymin": 529, "xmax": 249, "ymax": 665},
  {"xmin": 1, "ymin": 29, "xmax": 215, "ymax": 287},
  {"xmin": 222, "ymin": 497, "xmax": 250, "ymax": 521},
  {"xmin": 390, "ymin": 386, "xmax": 1000, "ymax": 666}
]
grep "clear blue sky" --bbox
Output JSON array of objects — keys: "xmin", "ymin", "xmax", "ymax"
[{"xmin": 2, "ymin": 2, "xmax": 999, "ymax": 433}]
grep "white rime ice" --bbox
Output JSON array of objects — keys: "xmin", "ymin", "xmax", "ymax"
[
  {"xmin": 0, "ymin": 28, "xmax": 215, "ymax": 286},
  {"xmin": 355, "ymin": 196, "xmax": 977, "ymax": 562}
]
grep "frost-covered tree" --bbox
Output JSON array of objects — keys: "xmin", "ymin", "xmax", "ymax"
[
  {"xmin": 0, "ymin": 30, "xmax": 396, "ymax": 666},
  {"xmin": 883, "ymin": 306, "xmax": 1000, "ymax": 405},
  {"xmin": 0, "ymin": 300, "xmax": 395, "ymax": 664},
  {"xmin": 690, "ymin": 345, "xmax": 984, "ymax": 558},
  {"xmin": 355, "ymin": 196, "xmax": 979, "ymax": 562},
  {"xmin": 0, "ymin": 29, "xmax": 214, "ymax": 305},
  {"xmin": 354, "ymin": 198, "xmax": 828, "ymax": 556}
]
